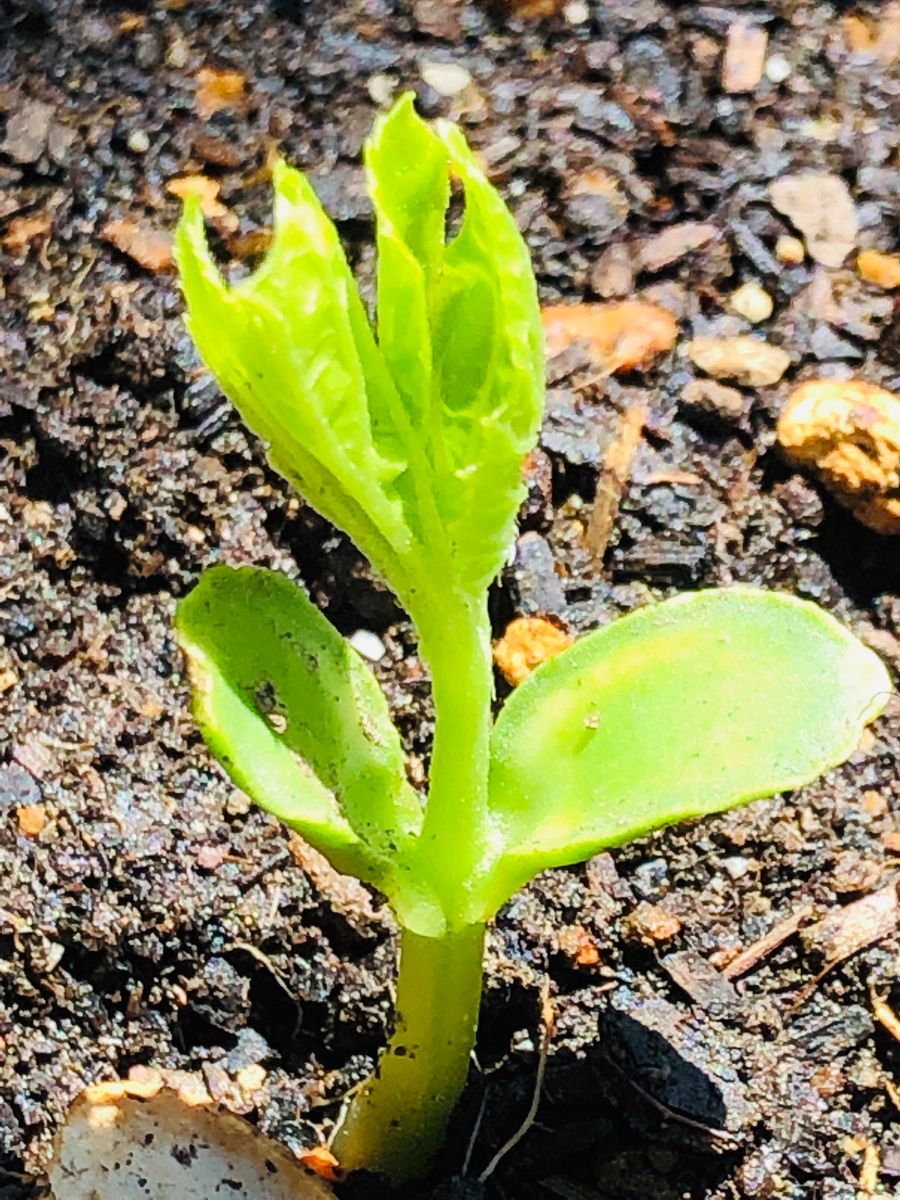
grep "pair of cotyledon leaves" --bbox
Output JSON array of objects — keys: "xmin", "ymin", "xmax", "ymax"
[{"xmin": 175, "ymin": 96, "xmax": 890, "ymax": 938}]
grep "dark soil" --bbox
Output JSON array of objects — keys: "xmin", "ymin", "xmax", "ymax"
[{"xmin": 1, "ymin": 1, "xmax": 899, "ymax": 1197}]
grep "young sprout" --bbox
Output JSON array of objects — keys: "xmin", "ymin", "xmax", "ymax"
[{"xmin": 174, "ymin": 95, "xmax": 890, "ymax": 1183}]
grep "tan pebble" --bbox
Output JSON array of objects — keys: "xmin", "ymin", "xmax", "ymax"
[
  {"xmin": 858, "ymin": 248, "xmax": 900, "ymax": 290},
  {"xmin": 687, "ymin": 336, "xmax": 790, "ymax": 387},
  {"xmin": 624, "ymin": 901, "xmax": 682, "ymax": 945},
  {"xmin": 0, "ymin": 666, "xmax": 18, "ymax": 694},
  {"xmin": 236, "ymin": 1064, "xmax": 267, "ymax": 1093},
  {"xmin": 769, "ymin": 172, "xmax": 858, "ymax": 268},
  {"xmin": 722, "ymin": 22, "xmax": 768, "ymax": 93},
  {"xmin": 777, "ymin": 378, "xmax": 900, "ymax": 534},
  {"xmin": 776, "ymin": 234, "xmax": 805, "ymax": 265},
  {"xmin": 493, "ymin": 616, "xmax": 573, "ymax": 686},
  {"xmin": 861, "ymin": 789, "xmax": 889, "ymax": 817},
  {"xmin": 542, "ymin": 301, "xmax": 678, "ymax": 374},
  {"xmin": 729, "ymin": 280, "xmax": 774, "ymax": 323},
  {"xmin": 882, "ymin": 831, "xmax": 900, "ymax": 853},
  {"xmin": 681, "ymin": 379, "xmax": 748, "ymax": 423}
]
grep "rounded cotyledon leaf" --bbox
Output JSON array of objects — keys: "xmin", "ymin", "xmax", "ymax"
[
  {"xmin": 485, "ymin": 588, "xmax": 891, "ymax": 915},
  {"xmin": 175, "ymin": 566, "xmax": 423, "ymax": 894}
]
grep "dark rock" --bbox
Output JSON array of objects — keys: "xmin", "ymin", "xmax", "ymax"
[
  {"xmin": 506, "ymin": 532, "xmax": 566, "ymax": 617},
  {"xmin": 310, "ymin": 165, "xmax": 370, "ymax": 222},
  {"xmin": 661, "ymin": 950, "xmax": 742, "ymax": 1017}
]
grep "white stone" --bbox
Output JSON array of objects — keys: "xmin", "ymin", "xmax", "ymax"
[
  {"xmin": 765, "ymin": 53, "xmax": 791, "ymax": 83},
  {"xmin": 421, "ymin": 61, "xmax": 472, "ymax": 97},
  {"xmin": 349, "ymin": 630, "xmax": 387, "ymax": 663},
  {"xmin": 564, "ymin": 1, "xmax": 590, "ymax": 24}
]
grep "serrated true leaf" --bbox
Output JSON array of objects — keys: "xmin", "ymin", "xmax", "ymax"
[
  {"xmin": 175, "ymin": 567, "xmax": 423, "ymax": 894},
  {"xmin": 485, "ymin": 588, "xmax": 890, "ymax": 914},
  {"xmin": 366, "ymin": 95, "xmax": 545, "ymax": 598}
]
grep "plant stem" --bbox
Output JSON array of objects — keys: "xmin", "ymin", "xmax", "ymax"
[
  {"xmin": 331, "ymin": 922, "xmax": 486, "ymax": 1180},
  {"xmin": 417, "ymin": 601, "xmax": 495, "ymax": 918}
]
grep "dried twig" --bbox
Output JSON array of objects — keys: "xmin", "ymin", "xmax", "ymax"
[{"xmin": 723, "ymin": 903, "xmax": 814, "ymax": 980}]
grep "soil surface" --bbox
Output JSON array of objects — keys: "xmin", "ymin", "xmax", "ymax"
[{"xmin": 1, "ymin": 1, "xmax": 899, "ymax": 1197}]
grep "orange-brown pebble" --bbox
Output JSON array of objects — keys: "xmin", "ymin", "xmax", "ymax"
[
  {"xmin": 500, "ymin": 0, "xmax": 563, "ymax": 16},
  {"xmin": 858, "ymin": 248, "xmax": 900, "ymax": 290},
  {"xmin": 195, "ymin": 66, "xmax": 247, "ymax": 116},
  {"xmin": 777, "ymin": 379, "xmax": 900, "ymax": 534},
  {"xmin": 17, "ymin": 805, "xmax": 46, "ymax": 837},
  {"xmin": 493, "ymin": 616, "xmax": 573, "ymax": 686},
  {"xmin": 300, "ymin": 1146, "xmax": 342, "ymax": 1182},
  {"xmin": 541, "ymin": 301, "xmax": 677, "ymax": 374}
]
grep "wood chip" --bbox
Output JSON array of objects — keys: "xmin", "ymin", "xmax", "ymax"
[
  {"xmin": 2, "ymin": 212, "xmax": 51, "ymax": 255},
  {"xmin": 722, "ymin": 23, "xmax": 768, "ymax": 93},
  {"xmin": 636, "ymin": 221, "xmax": 717, "ymax": 273},
  {"xmin": 801, "ymin": 882, "xmax": 898, "ymax": 969},
  {"xmin": 870, "ymin": 984, "xmax": 900, "ymax": 1044},
  {"xmin": 493, "ymin": 616, "xmax": 573, "ymax": 686},
  {"xmin": 585, "ymin": 401, "xmax": 646, "ymax": 564},
  {"xmin": 542, "ymin": 302, "xmax": 677, "ymax": 374},
  {"xmin": 101, "ymin": 218, "xmax": 173, "ymax": 272},
  {"xmin": 166, "ymin": 174, "xmax": 238, "ymax": 233}
]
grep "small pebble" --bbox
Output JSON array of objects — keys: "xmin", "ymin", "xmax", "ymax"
[
  {"xmin": 721, "ymin": 856, "xmax": 751, "ymax": 880},
  {"xmin": 730, "ymin": 280, "xmax": 774, "ymax": 323},
  {"xmin": 367, "ymin": 72, "xmax": 397, "ymax": 106},
  {"xmin": 126, "ymin": 129, "xmax": 150, "ymax": 154},
  {"xmin": 765, "ymin": 53, "xmax": 791, "ymax": 83},
  {"xmin": 349, "ymin": 630, "xmax": 386, "ymax": 663},
  {"xmin": 563, "ymin": 0, "xmax": 589, "ymax": 23},
  {"xmin": 775, "ymin": 234, "xmax": 805, "ymax": 264},
  {"xmin": 420, "ymin": 60, "xmax": 472, "ymax": 97}
]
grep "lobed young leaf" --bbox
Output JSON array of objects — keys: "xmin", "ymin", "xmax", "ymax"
[
  {"xmin": 175, "ymin": 95, "xmax": 544, "ymax": 651},
  {"xmin": 175, "ymin": 172, "xmax": 418, "ymax": 609},
  {"xmin": 175, "ymin": 566, "xmax": 425, "ymax": 902},
  {"xmin": 484, "ymin": 588, "xmax": 891, "ymax": 915}
]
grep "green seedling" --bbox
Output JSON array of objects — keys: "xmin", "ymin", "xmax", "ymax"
[{"xmin": 174, "ymin": 95, "xmax": 890, "ymax": 1184}]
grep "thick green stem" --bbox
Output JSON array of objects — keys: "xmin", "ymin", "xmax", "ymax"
[
  {"xmin": 331, "ymin": 923, "xmax": 486, "ymax": 1180},
  {"xmin": 416, "ymin": 601, "xmax": 495, "ymax": 917},
  {"xmin": 333, "ymin": 599, "xmax": 494, "ymax": 1179}
]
